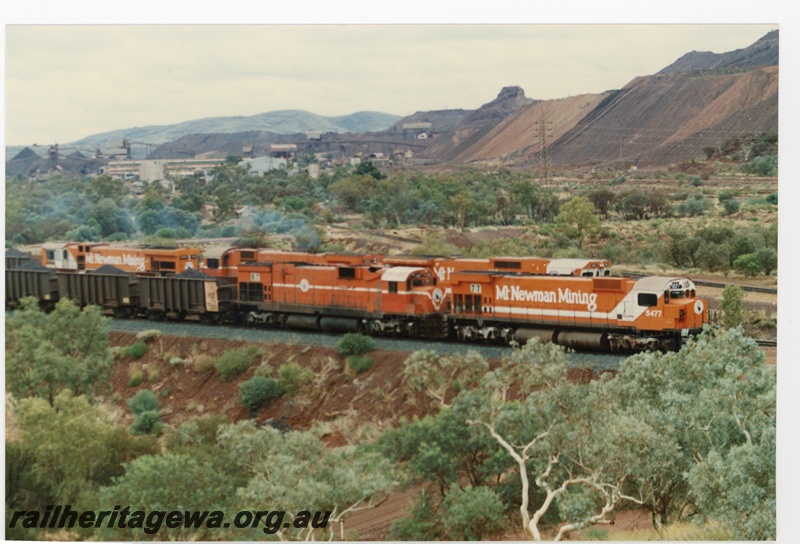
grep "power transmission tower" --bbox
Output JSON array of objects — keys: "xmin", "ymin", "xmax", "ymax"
[{"xmin": 536, "ymin": 111, "xmax": 553, "ymax": 189}]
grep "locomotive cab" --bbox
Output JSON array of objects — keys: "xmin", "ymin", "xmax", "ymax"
[
  {"xmin": 661, "ymin": 279, "xmax": 707, "ymax": 332},
  {"xmin": 380, "ymin": 267, "xmax": 445, "ymax": 314},
  {"xmin": 613, "ymin": 277, "xmax": 707, "ymax": 351},
  {"xmin": 42, "ymin": 242, "xmax": 81, "ymax": 270}
]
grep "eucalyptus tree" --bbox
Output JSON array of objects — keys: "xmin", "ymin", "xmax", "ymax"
[{"xmin": 6, "ymin": 298, "xmax": 113, "ymax": 405}]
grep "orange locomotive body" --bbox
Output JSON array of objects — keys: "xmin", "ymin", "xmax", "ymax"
[
  {"xmin": 200, "ymin": 246, "xmax": 382, "ymax": 280},
  {"xmin": 30, "ymin": 243, "xmax": 707, "ymax": 351},
  {"xmin": 443, "ymin": 271, "xmax": 707, "ymax": 351},
  {"xmin": 41, "ymin": 243, "xmax": 199, "ymax": 274},
  {"xmin": 236, "ymin": 259, "xmax": 446, "ymax": 337}
]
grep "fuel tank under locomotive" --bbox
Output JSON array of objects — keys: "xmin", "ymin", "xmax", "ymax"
[
  {"xmin": 514, "ymin": 328, "xmax": 610, "ymax": 351},
  {"xmin": 284, "ymin": 315, "xmax": 361, "ymax": 333}
]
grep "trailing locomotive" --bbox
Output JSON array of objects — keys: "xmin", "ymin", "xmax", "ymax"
[
  {"xmin": 237, "ymin": 260, "xmax": 445, "ymax": 337},
  {"xmin": 41, "ymin": 242, "xmax": 199, "ymax": 274},
  {"xmin": 6, "ymin": 246, "xmax": 708, "ymax": 353}
]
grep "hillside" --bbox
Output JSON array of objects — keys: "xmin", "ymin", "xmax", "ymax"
[
  {"xmin": 658, "ymin": 29, "xmax": 778, "ymax": 74},
  {"xmin": 6, "ymin": 31, "xmax": 778, "ymax": 173},
  {"xmin": 147, "ymin": 32, "xmax": 778, "ymax": 169},
  {"xmin": 427, "ymin": 92, "xmax": 613, "ymax": 164},
  {"xmin": 546, "ymin": 66, "xmax": 778, "ymax": 167},
  {"xmin": 69, "ymin": 110, "xmax": 402, "ymax": 152},
  {"xmin": 427, "ymin": 31, "xmax": 778, "ymax": 168}
]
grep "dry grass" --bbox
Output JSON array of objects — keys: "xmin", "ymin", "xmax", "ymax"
[{"xmin": 581, "ymin": 521, "xmax": 732, "ymax": 541}]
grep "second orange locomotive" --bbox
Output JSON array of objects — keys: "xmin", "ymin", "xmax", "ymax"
[
  {"xmin": 236, "ymin": 259, "xmax": 446, "ymax": 337},
  {"xmin": 42, "ymin": 242, "xmax": 199, "ymax": 274}
]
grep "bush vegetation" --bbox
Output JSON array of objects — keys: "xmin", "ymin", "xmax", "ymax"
[
  {"xmin": 336, "ymin": 333, "xmax": 376, "ymax": 357},
  {"xmin": 346, "ymin": 355, "xmax": 373, "ymax": 373},
  {"xmin": 129, "ymin": 410, "xmax": 163, "ymax": 435},
  {"xmin": 127, "ymin": 365, "xmax": 144, "ymax": 387},
  {"xmin": 126, "ymin": 390, "xmax": 163, "ymax": 435},
  {"xmin": 238, "ymin": 376, "xmax": 282, "ymax": 415},
  {"xmin": 125, "ymin": 341, "xmax": 148, "ymax": 360},
  {"xmin": 214, "ymin": 346, "xmax": 261, "ymax": 380},
  {"xmin": 127, "ymin": 390, "xmax": 159, "ymax": 415},
  {"xmin": 277, "ymin": 362, "xmax": 314, "ymax": 397}
]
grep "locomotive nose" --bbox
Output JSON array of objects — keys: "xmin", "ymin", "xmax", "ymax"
[{"xmin": 680, "ymin": 298, "xmax": 707, "ymax": 329}]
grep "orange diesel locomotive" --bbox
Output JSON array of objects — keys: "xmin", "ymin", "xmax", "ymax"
[
  {"xmin": 41, "ymin": 243, "xmax": 199, "ymax": 274},
  {"xmin": 27, "ymin": 244, "xmax": 706, "ymax": 352},
  {"xmin": 200, "ymin": 246, "xmax": 382, "ymax": 280},
  {"xmin": 443, "ymin": 270, "xmax": 706, "ymax": 351},
  {"xmin": 236, "ymin": 259, "xmax": 446, "ymax": 337}
]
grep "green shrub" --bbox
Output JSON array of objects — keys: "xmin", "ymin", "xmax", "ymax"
[
  {"xmin": 441, "ymin": 486, "xmax": 505, "ymax": 541},
  {"xmin": 733, "ymin": 253, "xmax": 763, "ymax": 277},
  {"xmin": 346, "ymin": 355, "xmax": 373, "ymax": 373},
  {"xmin": 128, "ymin": 365, "xmax": 144, "ymax": 387},
  {"xmin": 126, "ymin": 341, "xmax": 148, "ymax": 360},
  {"xmin": 127, "ymin": 390, "xmax": 160, "ymax": 415},
  {"xmin": 130, "ymin": 410, "xmax": 163, "ymax": 435},
  {"xmin": 155, "ymin": 228, "xmax": 177, "ymax": 239},
  {"xmin": 745, "ymin": 155, "xmax": 777, "ymax": 176},
  {"xmin": 336, "ymin": 333, "xmax": 376, "ymax": 357},
  {"xmin": 766, "ymin": 192, "xmax": 778, "ymax": 205},
  {"xmin": 277, "ymin": 362, "xmax": 314, "ymax": 396},
  {"xmin": 599, "ymin": 244, "xmax": 625, "ymax": 264},
  {"xmin": 677, "ymin": 194, "xmax": 712, "ymax": 217},
  {"xmin": 214, "ymin": 346, "xmax": 261, "ymax": 379},
  {"xmin": 722, "ymin": 198, "xmax": 741, "ymax": 215},
  {"xmin": 722, "ymin": 285, "xmax": 746, "ymax": 329},
  {"xmin": 239, "ymin": 376, "xmax": 281, "ymax": 414}
]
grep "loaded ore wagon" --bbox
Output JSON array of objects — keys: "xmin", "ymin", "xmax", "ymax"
[
  {"xmin": 56, "ymin": 264, "xmax": 139, "ymax": 317},
  {"xmin": 6, "ymin": 259, "xmax": 59, "ymax": 310},
  {"xmin": 137, "ymin": 268, "xmax": 236, "ymax": 322}
]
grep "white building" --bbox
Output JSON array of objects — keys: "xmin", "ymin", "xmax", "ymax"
[
  {"xmin": 241, "ymin": 156, "xmax": 288, "ymax": 175},
  {"xmin": 101, "ymin": 157, "xmax": 225, "ymax": 183}
]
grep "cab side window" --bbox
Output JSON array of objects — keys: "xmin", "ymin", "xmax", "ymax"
[{"xmin": 637, "ymin": 293, "xmax": 658, "ymax": 307}]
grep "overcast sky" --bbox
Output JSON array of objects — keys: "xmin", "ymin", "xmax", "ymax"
[{"xmin": 2, "ymin": 1, "xmax": 786, "ymax": 146}]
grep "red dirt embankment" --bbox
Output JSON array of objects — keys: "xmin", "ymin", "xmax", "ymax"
[{"xmin": 110, "ymin": 332, "xmax": 596, "ymax": 435}]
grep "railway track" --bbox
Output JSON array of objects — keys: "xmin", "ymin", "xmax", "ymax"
[
  {"xmin": 692, "ymin": 280, "xmax": 777, "ymax": 294},
  {"xmin": 622, "ymin": 271, "xmax": 777, "ymax": 295},
  {"xmin": 755, "ymin": 339, "xmax": 777, "ymax": 348},
  {"xmin": 107, "ymin": 317, "xmax": 626, "ymax": 372}
]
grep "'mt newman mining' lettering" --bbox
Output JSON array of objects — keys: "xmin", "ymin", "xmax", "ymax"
[
  {"xmin": 86, "ymin": 253, "xmax": 146, "ymax": 268},
  {"xmin": 495, "ymin": 285, "xmax": 598, "ymax": 312}
]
